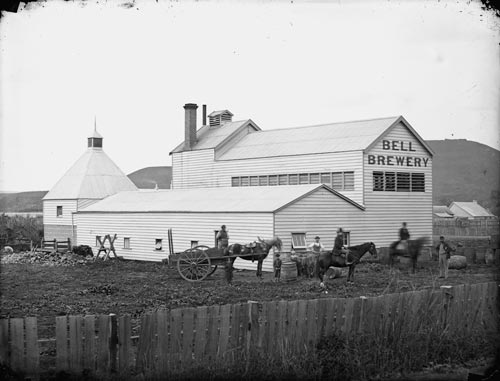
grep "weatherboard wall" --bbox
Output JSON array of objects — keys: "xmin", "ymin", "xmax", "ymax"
[
  {"xmin": 74, "ymin": 212, "xmax": 275, "ymax": 270},
  {"xmin": 172, "ymin": 150, "xmax": 364, "ymax": 204},
  {"xmin": 43, "ymin": 199, "xmax": 78, "ymax": 241},
  {"xmin": 274, "ymin": 187, "xmax": 367, "ymax": 251},
  {"xmin": 362, "ymin": 121, "xmax": 433, "ymax": 246}
]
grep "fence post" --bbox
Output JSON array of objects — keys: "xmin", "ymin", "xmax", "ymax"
[
  {"xmin": 109, "ymin": 314, "xmax": 118, "ymax": 373},
  {"xmin": 68, "ymin": 238, "xmax": 72, "ymax": 252},
  {"xmin": 54, "ymin": 239, "xmax": 58, "ymax": 252},
  {"xmin": 440, "ymin": 285, "xmax": 453, "ymax": 331},
  {"xmin": 245, "ymin": 301, "xmax": 260, "ymax": 374}
]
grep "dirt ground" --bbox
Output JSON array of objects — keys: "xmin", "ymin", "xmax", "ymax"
[{"xmin": 1, "ymin": 255, "xmax": 498, "ymax": 332}]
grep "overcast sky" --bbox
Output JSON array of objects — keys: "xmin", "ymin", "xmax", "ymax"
[{"xmin": 0, "ymin": 0, "xmax": 498, "ymax": 192}]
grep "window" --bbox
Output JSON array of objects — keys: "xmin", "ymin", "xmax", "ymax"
[
  {"xmin": 385, "ymin": 172, "xmax": 396, "ymax": 191},
  {"xmin": 289, "ymin": 174, "xmax": 298, "ymax": 185},
  {"xmin": 411, "ymin": 173, "xmax": 425, "ymax": 192},
  {"xmin": 279, "ymin": 174, "xmax": 288, "ymax": 185},
  {"xmin": 155, "ymin": 239, "xmax": 163, "ymax": 251},
  {"xmin": 56, "ymin": 206, "xmax": 63, "ymax": 217},
  {"xmin": 299, "ymin": 173, "xmax": 309, "ymax": 184},
  {"xmin": 373, "ymin": 171, "xmax": 384, "ymax": 191},
  {"xmin": 342, "ymin": 231, "xmax": 351, "ymax": 247},
  {"xmin": 291, "ymin": 233, "xmax": 307, "ymax": 250},
  {"xmin": 250, "ymin": 176, "xmax": 259, "ymax": 186},
  {"xmin": 344, "ymin": 172, "xmax": 354, "ymax": 190},
  {"xmin": 320, "ymin": 173, "xmax": 331, "ymax": 186},
  {"xmin": 240, "ymin": 176, "xmax": 249, "ymax": 186},
  {"xmin": 231, "ymin": 177, "xmax": 240, "ymax": 187},
  {"xmin": 123, "ymin": 237, "xmax": 131, "ymax": 249},
  {"xmin": 269, "ymin": 175, "xmax": 278, "ymax": 186},
  {"xmin": 373, "ymin": 171, "xmax": 425, "ymax": 192},
  {"xmin": 332, "ymin": 172, "xmax": 343, "ymax": 189},
  {"xmin": 396, "ymin": 172, "xmax": 410, "ymax": 192},
  {"xmin": 191, "ymin": 241, "xmax": 199, "ymax": 248},
  {"xmin": 310, "ymin": 173, "xmax": 320, "ymax": 184},
  {"xmin": 259, "ymin": 175, "xmax": 268, "ymax": 186}
]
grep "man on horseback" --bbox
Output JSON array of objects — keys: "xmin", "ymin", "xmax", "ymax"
[
  {"xmin": 333, "ymin": 228, "xmax": 352, "ymax": 265},
  {"xmin": 397, "ymin": 222, "xmax": 410, "ymax": 254}
]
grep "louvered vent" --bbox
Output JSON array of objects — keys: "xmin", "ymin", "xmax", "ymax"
[{"xmin": 208, "ymin": 110, "xmax": 233, "ymax": 127}]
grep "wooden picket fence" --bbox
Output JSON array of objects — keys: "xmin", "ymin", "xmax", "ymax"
[{"xmin": 0, "ymin": 282, "xmax": 498, "ymax": 379}]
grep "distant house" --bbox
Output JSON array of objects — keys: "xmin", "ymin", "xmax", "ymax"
[
  {"xmin": 433, "ymin": 205, "xmax": 454, "ymax": 219},
  {"xmin": 449, "ymin": 201, "xmax": 497, "ymax": 220}
]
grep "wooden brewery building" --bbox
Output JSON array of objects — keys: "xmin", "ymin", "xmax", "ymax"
[{"xmin": 43, "ymin": 103, "xmax": 434, "ymax": 272}]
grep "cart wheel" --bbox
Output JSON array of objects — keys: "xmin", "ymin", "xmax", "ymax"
[
  {"xmin": 177, "ymin": 246, "xmax": 212, "ymax": 282},
  {"xmin": 191, "ymin": 246, "xmax": 218, "ymax": 277}
]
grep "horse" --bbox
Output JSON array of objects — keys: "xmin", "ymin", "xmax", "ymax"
[
  {"xmin": 388, "ymin": 237, "xmax": 427, "ymax": 274},
  {"xmin": 316, "ymin": 242, "xmax": 378, "ymax": 287},
  {"xmin": 224, "ymin": 236, "xmax": 282, "ymax": 278}
]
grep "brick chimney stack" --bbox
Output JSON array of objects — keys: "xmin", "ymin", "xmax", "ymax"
[{"xmin": 184, "ymin": 103, "xmax": 198, "ymax": 150}]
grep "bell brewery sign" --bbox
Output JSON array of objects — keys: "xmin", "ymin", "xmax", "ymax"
[{"xmin": 367, "ymin": 140, "xmax": 430, "ymax": 167}]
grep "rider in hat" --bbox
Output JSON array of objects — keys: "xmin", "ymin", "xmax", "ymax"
[{"xmin": 333, "ymin": 228, "xmax": 352, "ymax": 265}]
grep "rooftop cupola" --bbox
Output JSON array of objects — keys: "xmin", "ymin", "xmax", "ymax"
[
  {"xmin": 208, "ymin": 110, "xmax": 233, "ymax": 127},
  {"xmin": 88, "ymin": 118, "xmax": 103, "ymax": 149}
]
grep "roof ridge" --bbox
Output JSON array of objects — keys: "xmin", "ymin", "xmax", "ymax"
[{"xmin": 258, "ymin": 116, "xmax": 401, "ymax": 134}]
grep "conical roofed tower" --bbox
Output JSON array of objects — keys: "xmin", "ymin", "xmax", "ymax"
[{"xmin": 43, "ymin": 126, "xmax": 138, "ymax": 242}]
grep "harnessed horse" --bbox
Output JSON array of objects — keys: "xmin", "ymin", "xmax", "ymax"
[{"xmin": 224, "ymin": 236, "xmax": 282, "ymax": 278}]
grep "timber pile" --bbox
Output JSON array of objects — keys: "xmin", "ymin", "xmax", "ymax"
[
  {"xmin": 0, "ymin": 250, "xmax": 93, "ymax": 266},
  {"xmin": 448, "ymin": 255, "xmax": 467, "ymax": 270}
]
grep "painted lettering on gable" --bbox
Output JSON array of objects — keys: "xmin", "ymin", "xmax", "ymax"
[
  {"xmin": 367, "ymin": 154, "xmax": 430, "ymax": 167},
  {"xmin": 382, "ymin": 140, "xmax": 416, "ymax": 152},
  {"xmin": 369, "ymin": 139, "xmax": 428, "ymax": 167}
]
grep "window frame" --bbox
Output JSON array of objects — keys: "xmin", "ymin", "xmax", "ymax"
[
  {"xmin": 291, "ymin": 232, "xmax": 307, "ymax": 250},
  {"xmin": 123, "ymin": 237, "xmax": 131, "ymax": 249},
  {"xmin": 155, "ymin": 239, "xmax": 163, "ymax": 251},
  {"xmin": 56, "ymin": 205, "xmax": 63, "ymax": 217}
]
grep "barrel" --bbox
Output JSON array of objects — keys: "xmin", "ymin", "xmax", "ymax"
[{"xmin": 281, "ymin": 260, "xmax": 297, "ymax": 282}]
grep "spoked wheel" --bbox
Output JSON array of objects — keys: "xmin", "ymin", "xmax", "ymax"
[{"xmin": 177, "ymin": 246, "xmax": 212, "ymax": 282}]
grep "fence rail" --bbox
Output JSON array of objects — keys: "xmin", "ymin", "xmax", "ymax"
[{"xmin": 0, "ymin": 282, "xmax": 498, "ymax": 379}]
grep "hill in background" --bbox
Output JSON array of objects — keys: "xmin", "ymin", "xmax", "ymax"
[
  {"xmin": 0, "ymin": 191, "xmax": 48, "ymax": 213},
  {"xmin": 127, "ymin": 166, "xmax": 172, "ymax": 189},
  {"xmin": 1, "ymin": 141, "xmax": 499, "ymax": 216},
  {"xmin": 427, "ymin": 139, "xmax": 500, "ymax": 216}
]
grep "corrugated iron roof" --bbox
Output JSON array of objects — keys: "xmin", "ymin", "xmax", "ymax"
[
  {"xmin": 43, "ymin": 148, "xmax": 138, "ymax": 200},
  {"xmin": 450, "ymin": 202, "xmax": 495, "ymax": 217},
  {"xmin": 78, "ymin": 184, "xmax": 363, "ymax": 213},
  {"xmin": 434, "ymin": 212, "xmax": 454, "ymax": 218},
  {"xmin": 433, "ymin": 205, "xmax": 454, "ymax": 215},
  {"xmin": 170, "ymin": 120, "xmax": 255, "ymax": 153},
  {"xmin": 217, "ymin": 116, "xmax": 401, "ymax": 160}
]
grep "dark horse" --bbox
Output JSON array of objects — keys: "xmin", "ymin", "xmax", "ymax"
[
  {"xmin": 224, "ymin": 236, "xmax": 282, "ymax": 278},
  {"xmin": 389, "ymin": 237, "xmax": 427, "ymax": 274},
  {"xmin": 316, "ymin": 242, "xmax": 378, "ymax": 287}
]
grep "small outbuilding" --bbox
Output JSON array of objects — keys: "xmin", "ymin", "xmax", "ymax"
[
  {"xmin": 449, "ymin": 201, "xmax": 497, "ymax": 220},
  {"xmin": 74, "ymin": 184, "xmax": 365, "ymax": 271}
]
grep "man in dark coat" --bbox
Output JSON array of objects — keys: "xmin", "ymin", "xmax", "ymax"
[
  {"xmin": 435, "ymin": 235, "xmax": 455, "ymax": 279},
  {"xmin": 216, "ymin": 225, "xmax": 229, "ymax": 250},
  {"xmin": 333, "ymin": 228, "xmax": 352, "ymax": 264}
]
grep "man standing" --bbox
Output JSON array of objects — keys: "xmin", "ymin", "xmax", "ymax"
[
  {"xmin": 308, "ymin": 236, "xmax": 325, "ymax": 254},
  {"xmin": 216, "ymin": 225, "xmax": 229, "ymax": 250},
  {"xmin": 435, "ymin": 235, "xmax": 455, "ymax": 279}
]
